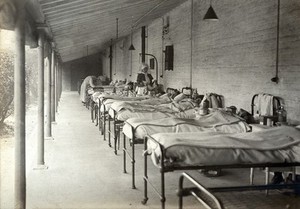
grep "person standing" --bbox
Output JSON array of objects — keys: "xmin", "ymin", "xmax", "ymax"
[{"xmin": 136, "ymin": 63, "xmax": 154, "ymax": 95}]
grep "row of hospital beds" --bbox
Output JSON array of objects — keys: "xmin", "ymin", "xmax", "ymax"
[{"xmin": 82, "ymin": 83, "xmax": 300, "ymax": 209}]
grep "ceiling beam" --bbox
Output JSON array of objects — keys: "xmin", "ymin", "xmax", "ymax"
[
  {"xmin": 46, "ymin": 1, "xmax": 152, "ymax": 25},
  {"xmin": 43, "ymin": 0, "xmax": 110, "ymax": 16}
]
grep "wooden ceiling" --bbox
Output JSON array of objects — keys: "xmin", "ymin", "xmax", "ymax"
[{"xmin": 35, "ymin": 0, "xmax": 188, "ymax": 62}]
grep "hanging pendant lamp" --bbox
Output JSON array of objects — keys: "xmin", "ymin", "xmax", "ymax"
[
  {"xmin": 129, "ymin": 27, "xmax": 135, "ymax": 51},
  {"xmin": 129, "ymin": 44, "xmax": 135, "ymax": 51},
  {"xmin": 203, "ymin": 2, "xmax": 218, "ymax": 21}
]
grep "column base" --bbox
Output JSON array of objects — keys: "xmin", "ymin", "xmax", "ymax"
[
  {"xmin": 33, "ymin": 164, "xmax": 48, "ymax": 170},
  {"xmin": 52, "ymin": 121, "xmax": 57, "ymax": 125},
  {"xmin": 45, "ymin": 136, "xmax": 54, "ymax": 140}
]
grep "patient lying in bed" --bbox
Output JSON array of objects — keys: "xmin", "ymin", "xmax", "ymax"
[{"xmin": 123, "ymin": 109, "xmax": 251, "ymax": 140}]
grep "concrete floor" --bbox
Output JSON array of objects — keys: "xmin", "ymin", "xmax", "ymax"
[{"xmin": 1, "ymin": 91, "xmax": 300, "ymax": 209}]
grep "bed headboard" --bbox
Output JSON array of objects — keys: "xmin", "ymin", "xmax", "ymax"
[
  {"xmin": 251, "ymin": 94, "xmax": 281, "ymax": 117},
  {"xmin": 181, "ymin": 87, "xmax": 198, "ymax": 98},
  {"xmin": 166, "ymin": 87, "xmax": 177, "ymax": 94},
  {"xmin": 251, "ymin": 94, "xmax": 284, "ymax": 126}
]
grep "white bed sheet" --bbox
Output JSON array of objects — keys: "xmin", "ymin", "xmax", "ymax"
[
  {"xmin": 147, "ymin": 126, "xmax": 300, "ymax": 167},
  {"xmin": 117, "ymin": 108, "xmax": 196, "ymax": 121},
  {"xmin": 123, "ymin": 110, "xmax": 250, "ymax": 139},
  {"xmin": 109, "ymin": 100, "xmax": 196, "ymax": 120}
]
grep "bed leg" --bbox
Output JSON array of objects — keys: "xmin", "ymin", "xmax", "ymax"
[
  {"xmin": 95, "ymin": 105, "xmax": 98, "ymax": 126},
  {"xmin": 161, "ymin": 170, "xmax": 166, "ymax": 209},
  {"xmin": 265, "ymin": 167, "xmax": 269, "ymax": 195},
  {"xmin": 132, "ymin": 141, "xmax": 136, "ymax": 189},
  {"xmin": 123, "ymin": 134, "xmax": 127, "ymax": 173},
  {"xmin": 98, "ymin": 107, "xmax": 102, "ymax": 133},
  {"xmin": 292, "ymin": 167, "xmax": 296, "ymax": 181},
  {"xmin": 108, "ymin": 116, "xmax": 111, "ymax": 147},
  {"xmin": 178, "ymin": 175, "xmax": 183, "ymax": 209},
  {"xmin": 142, "ymin": 137, "xmax": 148, "ymax": 205},
  {"xmin": 113, "ymin": 115, "xmax": 118, "ymax": 155},
  {"xmin": 91, "ymin": 101, "xmax": 94, "ymax": 123},
  {"xmin": 118, "ymin": 127, "xmax": 121, "ymax": 150},
  {"xmin": 114, "ymin": 124, "xmax": 118, "ymax": 155},
  {"xmin": 103, "ymin": 112, "xmax": 106, "ymax": 140},
  {"xmin": 250, "ymin": 168, "xmax": 254, "ymax": 185}
]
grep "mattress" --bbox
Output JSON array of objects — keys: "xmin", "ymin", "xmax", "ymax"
[
  {"xmin": 147, "ymin": 126, "xmax": 300, "ymax": 167},
  {"xmin": 123, "ymin": 110, "xmax": 250, "ymax": 139}
]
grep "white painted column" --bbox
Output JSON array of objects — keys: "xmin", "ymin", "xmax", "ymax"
[
  {"xmin": 45, "ymin": 45, "xmax": 53, "ymax": 140},
  {"xmin": 14, "ymin": 0, "xmax": 26, "ymax": 208},
  {"xmin": 36, "ymin": 31, "xmax": 47, "ymax": 169},
  {"xmin": 51, "ymin": 47, "xmax": 56, "ymax": 123}
]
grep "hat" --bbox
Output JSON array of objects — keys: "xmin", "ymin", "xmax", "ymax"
[{"xmin": 140, "ymin": 63, "xmax": 149, "ymax": 71}]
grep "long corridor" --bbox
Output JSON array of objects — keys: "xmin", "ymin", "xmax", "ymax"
[{"xmin": 1, "ymin": 92, "xmax": 300, "ymax": 209}]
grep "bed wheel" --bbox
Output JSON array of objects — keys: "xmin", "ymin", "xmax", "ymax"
[
  {"xmin": 200, "ymin": 169, "xmax": 222, "ymax": 177},
  {"xmin": 141, "ymin": 198, "xmax": 148, "ymax": 205}
]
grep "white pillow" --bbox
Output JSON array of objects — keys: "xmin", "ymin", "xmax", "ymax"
[{"xmin": 174, "ymin": 93, "xmax": 187, "ymax": 103}]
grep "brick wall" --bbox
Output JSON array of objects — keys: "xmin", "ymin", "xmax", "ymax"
[{"xmin": 101, "ymin": 0, "xmax": 300, "ymax": 124}]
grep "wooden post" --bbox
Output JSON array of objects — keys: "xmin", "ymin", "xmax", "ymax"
[
  {"xmin": 54, "ymin": 60, "xmax": 57, "ymax": 113},
  {"xmin": 45, "ymin": 45, "xmax": 53, "ymax": 140},
  {"xmin": 14, "ymin": 0, "xmax": 26, "ymax": 208},
  {"xmin": 55, "ymin": 60, "xmax": 59, "ymax": 112},
  {"xmin": 58, "ymin": 62, "xmax": 62, "ymax": 101},
  {"xmin": 36, "ymin": 31, "xmax": 47, "ymax": 168},
  {"xmin": 51, "ymin": 47, "xmax": 56, "ymax": 123}
]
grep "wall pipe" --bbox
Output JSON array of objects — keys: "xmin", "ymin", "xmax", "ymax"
[
  {"xmin": 271, "ymin": 0, "xmax": 280, "ymax": 83},
  {"xmin": 190, "ymin": 0, "xmax": 194, "ymax": 88}
]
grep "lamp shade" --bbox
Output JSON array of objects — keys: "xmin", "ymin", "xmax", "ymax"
[
  {"xmin": 129, "ymin": 44, "xmax": 135, "ymax": 50},
  {"xmin": 203, "ymin": 5, "xmax": 218, "ymax": 20}
]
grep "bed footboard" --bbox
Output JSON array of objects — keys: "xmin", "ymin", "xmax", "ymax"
[
  {"xmin": 178, "ymin": 172, "xmax": 300, "ymax": 209},
  {"xmin": 123, "ymin": 121, "xmax": 144, "ymax": 189},
  {"xmin": 178, "ymin": 172, "xmax": 223, "ymax": 209},
  {"xmin": 143, "ymin": 135, "xmax": 167, "ymax": 209},
  {"xmin": 144, "ymin": 134, "xmax": 300, "ymax": 209}
]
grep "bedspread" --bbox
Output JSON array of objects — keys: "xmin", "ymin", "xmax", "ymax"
[
  {"xmin": 117, "ymin": 108, "xmax": 196, "ymax": 121},
  {"xmin": 147, "ymin": 126, "xmax": 300, "ymax": 167},
  {"xmin": 123, "ymin": 110, "xmax": 250, "ymax": 139}
]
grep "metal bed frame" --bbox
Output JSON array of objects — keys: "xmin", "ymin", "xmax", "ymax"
[
  {"xmin": 97, "ymin": 97, "xmax": 109, "ymax": 142},
  {"xmin": 143, "ymin": 134, "xmax": 300, "ymax": 209},
  {"xmin": 121, "ymin": 90, "xmax": 213, "ymax": 189},
  {"xmin": 178, "ymin": 172, "xmax": 300, "ymax": 209},
  {"xmin": 251, "ymin": 93, "xmax": 281, "ymax": 123},
  {"xmin": 250, "ymin": 93, "xmax": 286, "ymax": 187},
  {"xmin": 112, "ymin": 87, "xmax": 188, "ymax": 156}
]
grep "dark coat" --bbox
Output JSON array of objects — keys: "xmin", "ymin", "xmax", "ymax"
[{"xmin": 136, "ymin": 73, "xmax": 153, "ymax": 87}]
